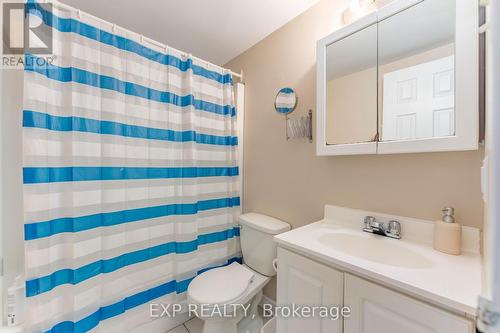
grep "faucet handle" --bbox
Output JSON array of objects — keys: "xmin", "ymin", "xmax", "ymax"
[
  {"xmin": 363, "ymin": 216, "xmax": 376, "ymax": 228},
  {"xmin": 387, "ymin": 220, "xmax": 402, "ymax": 238}
]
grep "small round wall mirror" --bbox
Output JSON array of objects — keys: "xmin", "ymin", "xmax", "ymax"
[{"xmin": 274, "ymin": 87, "xmax": 297, "ymax": 115}]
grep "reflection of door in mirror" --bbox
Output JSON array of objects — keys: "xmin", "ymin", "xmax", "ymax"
[
  {"xmin": 379, "ymin": 0, "xmax": 455, "ymax": 142},
  {"xmin": 326, "ymin": 24, "xmax": 378, "ymax": 145}
]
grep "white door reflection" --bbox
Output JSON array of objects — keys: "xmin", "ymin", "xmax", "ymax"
[{"xmin": 382, "ymin": 55, "xmax": 455, "ymax": 141}]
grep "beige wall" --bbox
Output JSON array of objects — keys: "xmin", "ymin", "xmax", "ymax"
[
  {"xmin": 1, "ymin": 69, "xmax": 25, "ymax": 300},
  {"xmin": 327, "ymin": 67, "xmax": 377, "ymax": 144},
  {"xmin": 225, "ymin": 0, "xmax": 484, "ymax": 299}
]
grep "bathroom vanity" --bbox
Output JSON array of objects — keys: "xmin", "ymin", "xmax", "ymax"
[{"xmin": 274, "ymin": 205, "xmax": 481, "ymax": 333}]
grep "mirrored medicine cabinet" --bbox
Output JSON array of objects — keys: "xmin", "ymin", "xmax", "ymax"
[{"xmin": 316, "ymin": 0, "xmax": 479, "ymax": 155}]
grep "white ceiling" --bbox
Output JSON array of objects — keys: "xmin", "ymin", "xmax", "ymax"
[{"xmin": 59, "ymin": 0, "xmax": 320, "ymax": 66}]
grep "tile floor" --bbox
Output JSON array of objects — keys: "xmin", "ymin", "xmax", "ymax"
[
  {"xmin": 165, "ymin": 307, "xmax": 271, "ymax": 333},
  {"xmin": 166, "ymin": 317, "xmax": 203, "ymax": 333},
  {"xmin": 165, "ymin": 324, "xmax": 189, "ymax": 333}
]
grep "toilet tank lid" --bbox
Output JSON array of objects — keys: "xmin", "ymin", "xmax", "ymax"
[{"xmin": 239, "ymin": 213, "xmax": 290, "ymax": 235}]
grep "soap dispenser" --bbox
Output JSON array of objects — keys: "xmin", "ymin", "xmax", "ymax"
[{"xmin": 433, "ymin": 207, "xmax": 462, "ymax": 255}]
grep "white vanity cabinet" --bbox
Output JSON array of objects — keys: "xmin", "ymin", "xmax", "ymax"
[
  {"xmin": 276, "ymin": 248, "xmax": 475, "ymax": 333},
  {"xmin": 344, "ymin": 274, "xmax": 474, "ymax": 333},
  {"xmin": 276, "ymin": 248, "xmax": 343, "ymax": 333}
]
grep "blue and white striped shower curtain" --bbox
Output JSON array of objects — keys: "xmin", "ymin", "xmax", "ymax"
[{"xmin": 22, "ymin": 3, "xmax": 241, "ymax": 332}]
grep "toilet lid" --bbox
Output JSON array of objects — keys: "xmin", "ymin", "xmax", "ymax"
[{"xmin": 188, "ymin": 262, "xmax": 255, "ymax": 305}]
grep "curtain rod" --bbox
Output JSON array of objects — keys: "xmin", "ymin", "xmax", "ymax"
[{"xmin": 43, "ymin": 0, "xmax": 244, "ymax": 81}]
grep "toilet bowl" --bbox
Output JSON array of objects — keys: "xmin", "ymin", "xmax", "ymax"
[
  {"xmin": 187, "ymin": 213, "xmax": 290, "ymax": 333},
  {"xmin": 187, "ymin": 262, "xmax": 269, "ymax": 333}
]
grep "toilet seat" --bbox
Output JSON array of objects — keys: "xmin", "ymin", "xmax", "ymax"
[{"xmin": 188, "ymin": 262, "xmax": 255, "ymax": 305}]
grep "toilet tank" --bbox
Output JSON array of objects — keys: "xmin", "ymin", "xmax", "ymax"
[{"xmin": 239, "ymin": 213, "xmax": 291, "ymax": 276}]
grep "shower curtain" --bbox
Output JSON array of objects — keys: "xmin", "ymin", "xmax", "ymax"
[{"xmin": 22, "ymin": 3, "xmax": 241, "ymax": 332}]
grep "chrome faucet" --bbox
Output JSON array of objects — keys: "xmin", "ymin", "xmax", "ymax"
[{"xmin": 362, "ymin": 216, "xmax": 401, "ymax": 239}]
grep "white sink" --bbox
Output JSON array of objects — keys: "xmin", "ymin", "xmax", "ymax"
[
  {"xmin": 318, "ymin": 232, "xmax": 432, "ymax": 268},
  {"xmin": 273, "ymin": 205, "xmax": 482, "ymax": 317}
]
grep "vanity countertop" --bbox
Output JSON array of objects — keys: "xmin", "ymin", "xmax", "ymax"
[{"xmin": 274, "ymin": 205, "xmax": 482, "ymax": 318}]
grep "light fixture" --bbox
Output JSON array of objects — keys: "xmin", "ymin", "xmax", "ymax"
[
  {"xmin": 343, "ymin": 0, "xmax": 380, "ymax": 25},
  {"xmin": 349, "ymin": 0, "xmax": 361, "ymax": 13}
]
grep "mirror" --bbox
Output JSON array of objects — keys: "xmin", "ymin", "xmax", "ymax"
[
  {"xmin": 378, "ymin": 0, "xmax": 456, "ymax": 142},
  {"xmin": 325, "ymin": 24, "xmax": 378, "ymax": 145},
  {"xmin": 275, "ymin": 88, "xmax": 297, "ymax": 115},
  {"xmin": 316, "ymin": 0, "xmax": 477, "ymax": 156}
]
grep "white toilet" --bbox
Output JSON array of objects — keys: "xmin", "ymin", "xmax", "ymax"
[{"xmin": 187, "ymin": 213, "xmax": 290, "ymax": 333}]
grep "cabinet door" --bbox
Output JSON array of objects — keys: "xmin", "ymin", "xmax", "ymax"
[
  {"xmin": 344, "ymin": 274, "xmax": 474, "ymax": 333},
  {"xmin": 276, "ymin": 248, "xmax": 344, "ymax": 333}
]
